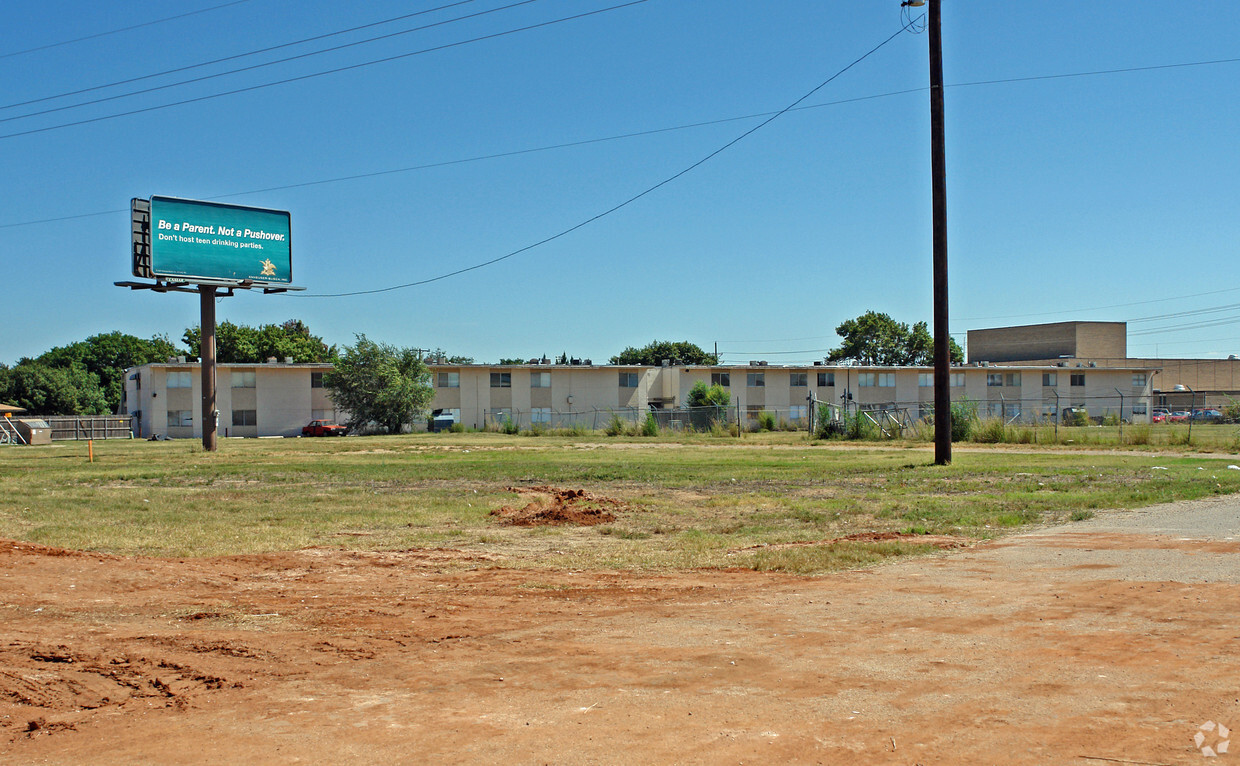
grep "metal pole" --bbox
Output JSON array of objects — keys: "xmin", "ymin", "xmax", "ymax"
[
  {"xmin": 1186, "ymin": 384, "xmax": 1195, "ymax": 442},
  {"xmin": 928, "ymin": 0, "xmax": 951, "ymax": 465},
  {"xmin": 200, "ymin": 285, "xmax": 218, "ymax": 452},
  {"xmin": 1053, "ymin": 389, "xmax": 1060, "ymax": 441},
  {"xmin": 1114, "ymin": 388, "xmax": 1124, "ymax": 443}
]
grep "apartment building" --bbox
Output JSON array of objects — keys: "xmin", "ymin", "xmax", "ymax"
[
  {"xmin": 124, "ymin": 359, "xmax": 1156, "ymax": 439},
  {"xmin": 124, "ymin": 361, "xmax": 339, "ymax": 439}
]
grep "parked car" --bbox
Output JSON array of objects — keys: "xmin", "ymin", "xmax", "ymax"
[
  {"xmin": 1167, "ymin": 411, "xmax": 1191, "ymax": 423},
  {"xmin": 1150, "ymin": 411, "xmax": 1166, "ymax": 424},
  {"xmin": 1191, "ymin": 409, "xmax": 1222, "ymax": 422},
  {"xmin": 302, "ymin": 419, "xmax": 348, "ymax": 437}
]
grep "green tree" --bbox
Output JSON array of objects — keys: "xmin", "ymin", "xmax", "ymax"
[
  {"xmin": 610, "ymin": 340, "xmax": 717, "ymax": 366},
  {"xmin": 36, "ymin": 331, "xmax": 180, "ymax": 412},
  {"xmin": 323, "ymin": 335, "xmax": 433, "ymax": 434},
  {"xmin": 425, "ymin": 348, "xmax": 474, "ymax": 364},
  {"xmin": 182, "ymin": 320, "xmax": 336, "ymax": 364},
  {"xmin": 0, "ymin": 361, "xmax": 109, "ymax": 415},
  {"xmin": 687, "ymin": 381, "xmax": 730, "ymax": 408},
  {"xmin": 827, "ymin": 311, "xmax": 963, "ymax": 366}
]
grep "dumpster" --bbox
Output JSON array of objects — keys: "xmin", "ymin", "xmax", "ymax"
[{"xmin": 14, "ymin": 419, "xmax": 52, "ymax": 445}]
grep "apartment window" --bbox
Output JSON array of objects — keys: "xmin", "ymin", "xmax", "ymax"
[
  {"xmin": 789, "ymin": 405, "xmax": 808, "ymax": 421},
  {"xmin": 232, "ymin": 410, "xmax": 257, "ymax": 427},
  {"xmin": 817, "ymin": 372, "xmax": 835, "ymax": 387},
  {"xmin": 531, "ymin": 371, "xmax": 551, "ymax": 388},
  {"xmin": 490, "ymin": 372, "xmax": 511, "ymax": 388},
  {"xmin": 789, "ymin": 372, "xmax": 807, "ymax": 387},
  {"xmin": 167, "ymin": 371, "xmax": 192, "ymax": 388},
  {"xmin": 745, "ymin": 404, "xmax": 764, "ymax": 419},
  {"xmin": 1132, "ymin": 402, "xmax": 1148, "ymax": 415},
  {"xmin": 950, "ymin": 373, "xmax": 965, "ymax": 387},
  {"xmin": 918, "ymin": 373, "xmax": 933, "ymax": 388},
  {"xmin": 231, "ymin": 371, "xmax": 256, "ymax": 388},
  {"xmin": 918, "ymin": 402, "xmax": 934, "ymax": 420},
  {"xmin": 619, "ymin": 372, "xmax": 639, "ymax": 388},
  {"xmin": 1042, "ymin": 372, "xmax": 1057, "ymax": 387},
  {"xmin": 987, "ymin": 372, "xmax": 1020, "ymax": 387},
  {"xmin": 1042, "ymin": 401, "xmax": 1058, "ymax": 418},
  {"xmin": 1070, "ymin": 373, "xmax": 1086, "ymax": 387},
  {"xmin": 711, "ymin": 372, "xmax": 730, "ymax": 387},
  {"xmin": 858, "ymin": 373, "xmax": 876, "ymax": 387},
  {"xmin": 877, "ymin": 373, "xmax": 895, "ymax": 388},
  {"xmin": 438, "ymin": 372, "xmax": 460, "ymax": 388},
  {"xmin": 168, "ymin": 409, "xmax": 193, "ymax": 427},
  {"xmin": 311, "ymin": 371, "xmax": 324, "ymax": 388},
  {"xmin": 531, "ymin": 407, "xmax": 552, "ymax": 424},
  {"xmin": 490, "ymin": 408, "xmax": 512, "ymax": 425},
  {"xmin": 747, "ymin": 372, "xmax": 765, "ymax": 387},
  {"xmin": 1132, "ymin": 373, "xmax": 1147, "ymax": 388},
  {"xmin": 987, "ymin": 373, "xmax": 1003, "ymax": 387}
]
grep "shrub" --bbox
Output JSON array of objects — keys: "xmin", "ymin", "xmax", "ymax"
[
  {"xmin": 605, "ymin": 413, "xmax": 626, "ymax": 436},
  {"xmin": 500, "ymin": 418, "xmax": 520, "ymax": 435},
  {"xmin": 640, "ymin": 412, "xmax": 659, "ymax": 437},
  {"xmin": 972, "ymin": 418, "xmax": 1007, "ymax": 444},
  {"xmin": 448, "ymin": 422, "xmax": 466, "ymax": 433},
  {"xmin": 1102, "ymin": 412, "xmax": 1121, "ymax": 426},
  {"xmin": 950, "ymin": 398, "xmax": 979, "ymax": 442},
  {"xmin": 708, "ymin": 419, "xmax": 730, "ymax": 438}
]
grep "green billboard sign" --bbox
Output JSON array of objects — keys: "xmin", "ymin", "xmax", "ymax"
[{"xmin": 144, "ymin": 196, "xmax": 292, "ymax": 285}]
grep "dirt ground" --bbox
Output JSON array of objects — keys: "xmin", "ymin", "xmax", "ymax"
[{"xmin": 2, "ymin": 496, "xmax": 1238, "ymax": 765}]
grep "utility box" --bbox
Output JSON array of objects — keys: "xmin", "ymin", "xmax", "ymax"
[{"xmin": 14, "ymin": 419, "xmax": 52, "ymax": 445}]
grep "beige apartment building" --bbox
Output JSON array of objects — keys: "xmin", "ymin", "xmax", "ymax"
[
  {"xmin": 124, "ymin": 361, "xmax": 340, "ymax": 440},
  {"xmin": 124, "ymin": 359, "xmax": 1156, "ymax": 439}
]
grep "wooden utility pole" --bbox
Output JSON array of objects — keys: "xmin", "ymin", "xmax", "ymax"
[
  {"xmin": 200, "ymin": 286, "xmax": 218, "ymax": 452},
  {"xmin": 927, "ymin": 0, "xmax": 952, "ymax": 465}
]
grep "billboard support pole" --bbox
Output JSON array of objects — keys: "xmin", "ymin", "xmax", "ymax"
[{"xmin": 200, "ymin": 285, "xmax": 218, "ymax": 452}]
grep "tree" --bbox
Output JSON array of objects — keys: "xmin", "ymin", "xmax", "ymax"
[
  {"xmin": 687, "ymin": 381, "xmax": 730, "ymax": 408},
  {"xmin": 0, "ymin": 361, "xmax": 109, "ymax": 415},
  {"xmin": 323, "ymin": 335, "xmax": 433, "ymax": 434},
  {"xmin": 425, "ymin": 348, "xmax": 474, "ymax": 364},
  {"xmin": 610, "ymin": 340, "xmax": 717, "ymax": 366},
  {"xmin": 182, "ymin": 319, "xmax": 336, "ymax": 364},
  {"xmin": 36, "ymin": 331, "xmax": 181, "ymax": 413},
  {"xmin": 826, "ymin": 311, "xmax": 963, "ymax": 366}
]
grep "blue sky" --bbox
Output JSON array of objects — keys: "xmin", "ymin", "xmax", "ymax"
[{"xmin": 2, "ymin": 1, "xmax": 1236, "ymax": 365}]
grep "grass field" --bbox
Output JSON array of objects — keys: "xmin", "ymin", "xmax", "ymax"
[{"xmin": 3, "ymin": 431, "xmax": 1239, "ymax": 573}]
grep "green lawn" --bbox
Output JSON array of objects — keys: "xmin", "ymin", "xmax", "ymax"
[{"xmin": 2, "ymin": 432, "xmax": 1237, "ymax": 573}]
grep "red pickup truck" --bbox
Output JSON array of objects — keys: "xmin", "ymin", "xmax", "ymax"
[{"xmin": 302, "ymin": 419, "xmax": 348, "ymax": 437}]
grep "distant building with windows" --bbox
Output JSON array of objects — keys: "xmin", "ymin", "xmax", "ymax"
[
  {"xmin": 968, "ymin": 321, "xmax": 1240, "ymax": 410},
  {"xmin": 124, "ymin": 358, "xmax": 1156, "ymax": 439}
]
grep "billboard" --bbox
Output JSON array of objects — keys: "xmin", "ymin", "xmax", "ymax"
[{"xmin": 136, "ymin": 196, "xmax": 292, "ymax": 286}]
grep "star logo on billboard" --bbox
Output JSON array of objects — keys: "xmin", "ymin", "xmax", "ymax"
[{"xmin": 259, "ymin": 258, "xmax": 277, "ymax": 277}]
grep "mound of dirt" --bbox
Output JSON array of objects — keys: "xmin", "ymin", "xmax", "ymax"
[{"xmin": 490, "ymin": 485, "xmax": 627, "ymax": 527}]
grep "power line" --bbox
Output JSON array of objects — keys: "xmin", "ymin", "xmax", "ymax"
[
  {"xmin": 0, "ymin": 0, "xmax": 481, "ymax": 113},
  {"xmin": 293, "ymin": 20, "xmax": 917, "ymax": 298},
  {"xmin": 956, "ymin": 285, "xmax": 1240, "ymax": 323},
  {"xmin": 8, "ymin": 49, "xmax": 1238, "ymax": 230},
  {"xmin": 0, "ymin": 0, "xmax": 256, "ymax": 60},
  {"xmin": 1, "ymin": 0, "xmax": 535, "ymax": 124},
  {"xmin": 0, "ymin": 0, "xmax": 651, "ymax": 141}
]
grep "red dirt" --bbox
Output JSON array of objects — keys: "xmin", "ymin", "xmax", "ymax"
[
  {"xmin": 737, "ymin": 530, "xmax": 972, "ymax": 552},
  {"xmin": 1, "ymin": 520, "xmax": 1237, "ymax": 764},
  {"xmin": 490, "ymin": 485, "xmax": 626, "ymax": 526}
]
